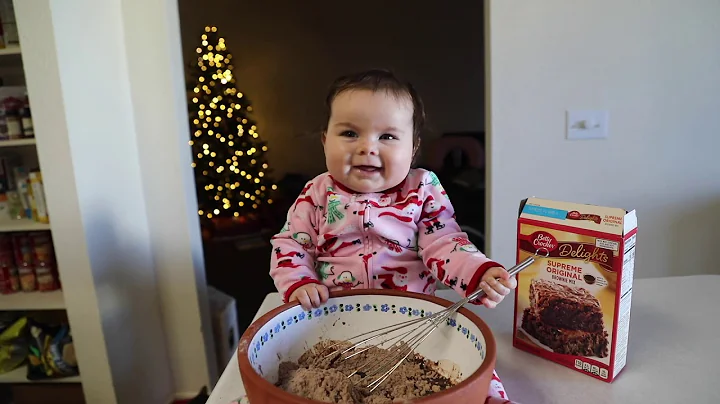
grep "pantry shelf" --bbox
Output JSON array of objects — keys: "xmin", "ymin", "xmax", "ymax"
[
  {"xmin": 0, "ymin": 219, "xmax": 50, "ymax": 232},
  {"xmin": 0, "ymin": 138, "xmax": 36, "ymax": 147},
  {"xmin": 0, "ymin": 46, "xmax": 21, "ymax": 56},
  {"xmin": 0, "ymin": 290, "xmax": 64, "ymax": 310},
  {"xmin": 0, "ymin": 366, "xmax": 80, "ymax": 384}
]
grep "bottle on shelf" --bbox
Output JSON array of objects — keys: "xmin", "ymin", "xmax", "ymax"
[
  {"xmin": 12, "ymin": 166, "xmax": 31, "ymax": 219},
  {"xmin": 0, "ymin": 157, "xmax": 33, "ymax": 221},
  {"xmin": 2, "ymin": 97, "xmax": 22, "ymax": 140},
  {"xmin": 0, "ymin": 233, "xmax": 19, "ymax": 294},
  {"xmin": 0, "ymin": 12, "xmax": 5, "ymax": 50},
  {"xmin": 12, "ymin": 232, "xmax": 35, "ymax": 292},
  {"xmin": 20, "ymin": 94, "xmax": 33, "ymax": 138},
  {"xmin": 0, "ymin": 101, "xmax": 7, "ymax": 141},
  {"xmin": 30, "ymin": 231, "xmax": 58, "ymax": 291}
]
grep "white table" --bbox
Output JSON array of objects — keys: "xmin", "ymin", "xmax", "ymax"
[{"xmin": 208, "ymin": 275, "xmax": 720, "ymax": 404}]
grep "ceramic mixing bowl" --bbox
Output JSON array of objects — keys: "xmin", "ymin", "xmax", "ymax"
[{"xmin": 237, "ymin": 289, "xmax": 496, "ymax": 403}]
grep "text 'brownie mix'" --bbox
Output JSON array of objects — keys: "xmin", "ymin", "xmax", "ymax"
[{"xmin": 513, "ymin": 197, "xmax": 637, "ymax": 382}]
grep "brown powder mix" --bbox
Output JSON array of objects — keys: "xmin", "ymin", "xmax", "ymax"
[{"xmin": 276, "ymin": 340, "xmax": 456, "ymax": 403}]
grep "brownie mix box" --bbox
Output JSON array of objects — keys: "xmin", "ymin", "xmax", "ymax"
[{"xmin": 512, "ymin": 197, "xmax": 637, "ymax": 382}]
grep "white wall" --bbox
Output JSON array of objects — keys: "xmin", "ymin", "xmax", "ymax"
[
  {"xmin": 177, "ymin": 0, "xmax": 484, "ymax": 178},
  {"xmin": 122, "ymin": 0, "xmax": 218, "ymax": 395},
  {"xmin": 16, "ymin": 1, "xmax": 172, "ymax": 402},
  {"xmin": 15, "ymin": 0, "xmax": 215, "ymax": 401},
  {"xmin": 486, "ymin": 0, "xmax": 720, "ymax": 277}
]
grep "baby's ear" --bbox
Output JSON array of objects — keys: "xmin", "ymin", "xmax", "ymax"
[
  {"xmin": 321, "ymin": 131, "xmax": 327, "ymax": 146},
  {"xmin": 412, "ymin": 137, "xmax": 422, "ymax": 162}
]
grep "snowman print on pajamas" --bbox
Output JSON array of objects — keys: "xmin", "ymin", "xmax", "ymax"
[
  {"xmin": 292, "ymin": 232, "xmax": 315, "ymax": 251},
  {"xmin": 334, "ymin": 271, "xmax": 362, "ymax": 290}
]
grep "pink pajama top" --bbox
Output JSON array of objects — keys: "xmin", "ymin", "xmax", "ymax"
[{"xmin": 270, "ymin": 168, "xmax": 503, "ymax": 303}]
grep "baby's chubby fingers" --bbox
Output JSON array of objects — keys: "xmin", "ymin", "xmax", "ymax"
[
  {"xmin": 487, "ymin": 277, "xmax": 511, "ymax": 296},
  {"xmin": 483, "ymin": 267, "xmax": 517, "ymax": 293},
  {"xmin": 503, "ymin": 275, "xmax": 518, "ymax": 290},
  {"xmin": 290, "ymin": 283, "xmax": 329, "ymax": 311},
  {"xmin": 295, "ymin": 290, "xmax": 313, "ymax": 311},
  {"xmin": 479, "ymin": 281, "xmax": 502, "ymax": 307},
  {"xmin": 317, "ymin": 284, "xmax": 330, "ymax": 304},
  {"xmin": 307, "ymin": 287, "xmax": 321, "ymax": 308}
]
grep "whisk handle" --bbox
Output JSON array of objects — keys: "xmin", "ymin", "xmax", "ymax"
[
  {"xmin": 507, "ymin": 255, "xmax": 537, "ymax": 278},
  {"xmin": 465, "ymin": 255, "xmax": 537, "ymax": 302}
]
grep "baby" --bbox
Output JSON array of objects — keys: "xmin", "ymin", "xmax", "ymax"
[
  {"xmin": 269, "ymin": 68, "xmax": 516, "ymax": 312},
  {"xmin": 269, "ymin": 68, "xmax": 517, "ymax": 403}
]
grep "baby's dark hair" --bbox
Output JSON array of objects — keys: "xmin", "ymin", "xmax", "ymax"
[{"xmin": 321, "ymin": 69, "xmax": 426, "ymax": 146}]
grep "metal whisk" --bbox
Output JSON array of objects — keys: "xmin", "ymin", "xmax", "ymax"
[{"xmin": 323, "ymin": 254, "xmax": 540, "ymax": 392}]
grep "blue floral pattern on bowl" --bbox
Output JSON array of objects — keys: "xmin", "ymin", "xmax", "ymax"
[{"xmin": 248, "ymin": 299, "xmax": 486, "ymax": 369}]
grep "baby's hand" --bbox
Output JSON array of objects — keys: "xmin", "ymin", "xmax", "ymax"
[
  {"xmin": 289, "ymin": 283, "xmax": 330, "ymax": 311},
  {"xmin": 475, "ymin": 267, "xmax": 517, "ymax": 309}
]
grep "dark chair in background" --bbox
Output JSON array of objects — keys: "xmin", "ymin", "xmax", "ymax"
[{"xmin": 419, "ymin": 131, "xmax": 486, "ymax": 250}]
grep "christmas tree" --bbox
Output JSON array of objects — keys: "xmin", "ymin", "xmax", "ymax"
[{"xmin": 187, "ymin": 26, "xmax": 276, "ymax": 221}]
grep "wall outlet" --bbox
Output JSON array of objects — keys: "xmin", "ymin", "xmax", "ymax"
[{"xmin": 566, "ymin": 110, "xmax": 609, "ymax": 140}]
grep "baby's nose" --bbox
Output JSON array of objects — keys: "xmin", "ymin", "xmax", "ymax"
[{"xmin": 357, "ymin": 138, "xmax": 379, "ymax": 155}]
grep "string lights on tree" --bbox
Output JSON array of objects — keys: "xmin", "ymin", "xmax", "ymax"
[{"xmin": 187, "ymin": 26, "xmax": 276, "ymax": 221}]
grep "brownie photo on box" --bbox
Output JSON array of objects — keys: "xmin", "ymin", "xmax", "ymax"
[
  {"xmin": 521, "ymin": 279, "xmax": 609, "ymax": 358},
  {"xmin": 529, "ymin": 279, "xmax": 604, "ymax": 333}
]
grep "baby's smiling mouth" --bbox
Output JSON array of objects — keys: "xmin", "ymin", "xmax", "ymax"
[{"xmin": 353, "ymin": 165, "xmax": 382, "ymax": 172}]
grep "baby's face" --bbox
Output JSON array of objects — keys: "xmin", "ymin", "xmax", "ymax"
[{"xmin": 323, "ymin": 89, "xmax": 414, "ymax": 193}]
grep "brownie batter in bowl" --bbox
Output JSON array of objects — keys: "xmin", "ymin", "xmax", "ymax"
[
  {"xmin": 238, "ymin": 290, "xmax": 496, "ymax": 404},
  {"xmin": 277, "ymin": 340, "xmax": 456, "ymax": 403}
]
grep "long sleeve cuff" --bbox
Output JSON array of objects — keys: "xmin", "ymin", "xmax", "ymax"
[
  {"xmin": 466, "ymin": 261, "xmax": 504, "ymax": 304},
  {"xmin": 283, "ymin": 278, "xmax": 322, "ymax": 303}
]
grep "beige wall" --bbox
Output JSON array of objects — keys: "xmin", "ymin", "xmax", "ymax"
[
  {"xmin": 178, "ymin": 0, "xmax": 484, "ymax": 178},
  {"xmin": 486, "ymin": 0, "xmax": 720, "ymax": 277}
]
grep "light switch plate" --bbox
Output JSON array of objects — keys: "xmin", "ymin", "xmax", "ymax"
[{"xmin": 566, "ymin": 110, "xmax": 609, "ymax": 140}]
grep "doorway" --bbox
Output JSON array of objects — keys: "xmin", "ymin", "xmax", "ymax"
[{"xmin": 177, "ymin": 0, "xmax": 487, "ymax": 330}]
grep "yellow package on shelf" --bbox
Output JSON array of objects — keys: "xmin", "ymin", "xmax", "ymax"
[
  {"xmin": 28, "ymin": 170, "xmax": 48, "ymax": 224},
  {"xmin": 0, "ymin": 316, "xmax": 28, "ymax": 375}
]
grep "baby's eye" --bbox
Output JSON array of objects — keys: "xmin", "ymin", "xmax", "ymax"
[
  {"xmin": 340, "ymin": 131, "xmax": 357, "ymax": 137},
  {"xmin": 380, "ymin": 134, "xmax": 397, "ymax": 140}
]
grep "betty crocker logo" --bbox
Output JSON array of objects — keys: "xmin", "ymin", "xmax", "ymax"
[
  {"xmin": 530, "ymin": 231, "xmax": 558, "ymax": 252},
  {"xmin": 566, "ymin": 210, "xmax": 602, "ymax": 224}
]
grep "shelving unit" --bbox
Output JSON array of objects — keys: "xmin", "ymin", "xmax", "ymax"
[
  {"xmin": 0, "ymin": 138, "xmax": 35, "ymax": 147},
  {"xmin": 0, "ymin": 218, "xmax": 50, "ymax": 232},
  {"xmin": 0, "ymin": 367, "xmax": 79, "ymax": 384},
  {"xmin": 0, "ymin": 290, "xmax": 64, "ymax": 310},
  {"xmin": 6, "ymin": 2, "xmax": 220, "ymax": 401},
  {"xmin": 0, "ymin": 2, "xmax": 81, "ymax": 393},
  {"xmin": 0, "ymin": 45, "xmax": 21, "ymax": 56}
]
